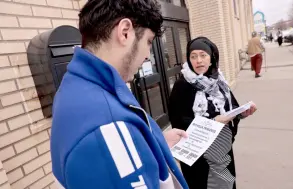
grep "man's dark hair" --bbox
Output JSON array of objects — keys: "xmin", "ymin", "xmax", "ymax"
[{"xmin": 79, "ymin": 0, "xmax": 164, "ymax": 48}]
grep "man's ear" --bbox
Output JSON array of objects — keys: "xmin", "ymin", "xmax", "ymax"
[{"xmin": 116, "ymin": 18, "xmax": 134, "ymax": 46}]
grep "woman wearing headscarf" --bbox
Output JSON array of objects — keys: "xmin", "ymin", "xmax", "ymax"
[{"xmin": 168, "ymin": 37, "xmax": 257, "ymax": 189}]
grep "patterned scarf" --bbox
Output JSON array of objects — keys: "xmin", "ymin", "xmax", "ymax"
[
  {"xmin": 182, "ymin": 62, "xmax": 236, "ymax": 189},
  {"xmin": 181, "ymin": 63, "xmax": 232, "ymax": 118}
]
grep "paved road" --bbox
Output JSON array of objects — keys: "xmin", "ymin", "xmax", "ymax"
[{"xmin": 233, "ymin": 43, "xmax": 293, "ymax": 189}]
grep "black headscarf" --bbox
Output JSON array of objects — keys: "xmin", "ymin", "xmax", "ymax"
[{"xmin": 186, "ymin": 37, "xmax": 219, "ymax": 79}]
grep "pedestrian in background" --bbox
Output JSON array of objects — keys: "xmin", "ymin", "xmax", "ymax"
[
  {"xmin": 269, "ymin": 33, "xmax": 273, "ymax": 43},
  {"xmin": 168, "ymin": 36, "xmax": 257, "ymax": 189},
  {"xmin": 247, "ymin": 31, "xmax": 265, "ymax": 78},
  {"xmin": 277, "ymin": 29, "xmax": 283, "ymax": 46}
]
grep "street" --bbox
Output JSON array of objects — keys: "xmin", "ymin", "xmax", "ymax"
[{"xmin": 233, "ymin": 43, "xmax": 293, "ymax": 189}]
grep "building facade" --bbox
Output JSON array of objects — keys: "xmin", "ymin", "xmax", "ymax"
[
  {"xmin": 0, "ymin": 0, "xmax": 253, "ymax": 188},
  {"xmin": 186, "ymin": 0, "xmax": 254, "ymax": 87}
]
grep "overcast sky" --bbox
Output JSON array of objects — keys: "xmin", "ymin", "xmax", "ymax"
[{"xmin": 253, "ymin": 0, "xmax": 292, "ymax": 25}]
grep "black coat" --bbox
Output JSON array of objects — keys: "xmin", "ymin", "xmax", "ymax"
[{"xmin": 168, "ymin": 77, "xmax": 241, "ymax": 189}]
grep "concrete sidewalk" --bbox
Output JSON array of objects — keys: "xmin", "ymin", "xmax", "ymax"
[{"xmin": 233, "ymin": 43, "xmax": 293, "ymax": 189}]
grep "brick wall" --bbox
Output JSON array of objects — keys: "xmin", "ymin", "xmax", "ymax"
[
  {"xmin": 230, "ymin": 0, "xmax": 243, "ymax": 72},
  {"xmin": 222, "ymin": 0, "xmax": 237, "ymax": 83},
  {"xmin": 229, "ymin": 0, "xmax": 254, "ymax": 71},
  {"xmin": 0, "ymin": 0, "xmax": 87, "ymax": 188}
]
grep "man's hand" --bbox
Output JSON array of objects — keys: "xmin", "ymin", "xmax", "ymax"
[{"xmin": 164, "ymin": 128, "xmax": 188, "ymax": 148}]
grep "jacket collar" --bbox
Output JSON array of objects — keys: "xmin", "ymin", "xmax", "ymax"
[{"xmin": 67, "ymin": 47, "xmax": 140, "ymax": 107}]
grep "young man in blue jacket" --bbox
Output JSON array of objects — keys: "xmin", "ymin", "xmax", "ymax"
[{"xmin": 50, "ymin": 0, "xmax": 189, "ymax": 188}]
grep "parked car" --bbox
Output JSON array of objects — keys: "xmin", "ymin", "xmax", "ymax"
[
  {"xmin": 261, "ymin": 36, "xmax": 268, "ymax": 42},
  {"xmin": 283, "ymin": 30, "xmax": 293, "ymax": 44}
]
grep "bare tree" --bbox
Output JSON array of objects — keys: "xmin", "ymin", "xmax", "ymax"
[
  {"xmin": 288, "ymin": 19, "xmax": 293, "ymax": 28},
  {"xmin": 289, "ymin": 0, "xmax": 293, "ymax": 20},
  {"xmin": 275, "ymin": 19, "xmax": 286, "ymax": 30}
]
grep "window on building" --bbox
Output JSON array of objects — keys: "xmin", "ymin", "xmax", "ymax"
[
  {"xmin": 173, "ymin": 0, "xmax": 181, "ymax": 6},
  {"xmin": 181, "ymin": 0, "xmax": 186, "ymax": 7},
  {"xmin": 233, "ymin": 0, "xmax": 238, "ymax": 16},
  {"xmin": 161, "ymin": 0, "xmax": 186, "ymax": 7},
  {"xmin": 142, "ymin": 83, "xmax": 165, "ymax": 120},
  {"xmin": 178, "ymin": 28, "xmax": 188, "ymax": 63},
  {"xmin": 161, "ymin": 27, "xmax": 177, "ymax": 70}
]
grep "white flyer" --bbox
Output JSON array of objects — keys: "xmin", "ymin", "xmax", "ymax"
[
  {"xmin": 224, "ymin": 101, "xmax": 253, "ymax": 118},
  {"xmin": 171, "ymin": 116, "xmax": 225, "ymax": 166}
]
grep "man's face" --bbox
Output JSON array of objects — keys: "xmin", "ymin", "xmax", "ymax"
[
  {"xmin": 114, "ymin": 19, "xmax": 155, "ymax": 82},
  {"xmin": 123, "ymin": 29, "xmax": 155, "ymax": 82}
]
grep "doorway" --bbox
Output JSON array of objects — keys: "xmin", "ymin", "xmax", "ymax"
[
  {"xmin": 161, "ymin": 21, "xmax": 190, "ymax": 95},
  {"xmin": 131, "ymin": 20, "xmax": 190, "ymax": 129}
]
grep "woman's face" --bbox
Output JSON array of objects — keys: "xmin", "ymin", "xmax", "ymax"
[{"xmin": 189, "ymin": 50, "xmax": 211, "ymax": 75}]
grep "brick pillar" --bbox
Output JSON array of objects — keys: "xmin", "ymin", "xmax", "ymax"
[
  {"xmin": 186, "ymin": 0, "xmax": 232, "ymax": 83},
  {"xmin": 238, "ymin": 1, "xmax": 245, "ymax": 48},
  {"xmin": 222, "ymin": 0, "xmax": 237, "ymax": 85}
]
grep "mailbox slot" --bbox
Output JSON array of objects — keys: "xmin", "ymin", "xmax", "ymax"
[{"xmin": 50, "ymin": 46, "xmax": 75, "ymax": 57}]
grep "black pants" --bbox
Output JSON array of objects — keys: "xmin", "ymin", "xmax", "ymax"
[{"xmin": 278, "ymin": 37, "xmax": 283, "ymax": 46}]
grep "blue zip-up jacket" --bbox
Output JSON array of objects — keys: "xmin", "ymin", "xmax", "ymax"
[{"xmin": 50, "ymin": 47, "xmax": 189, "ymax": 189}]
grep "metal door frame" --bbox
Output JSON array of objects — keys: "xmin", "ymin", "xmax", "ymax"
[
  {"xmin": 130, "ymin": 2, "xmax": 190, "ymax": 128},
  {"xmin": 131, "ymin": 39, "xmax": 170, "ymax": 128},
  {"xmin": 159, "ymin": 20, "xmax": 191, "ymax": 97}
]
